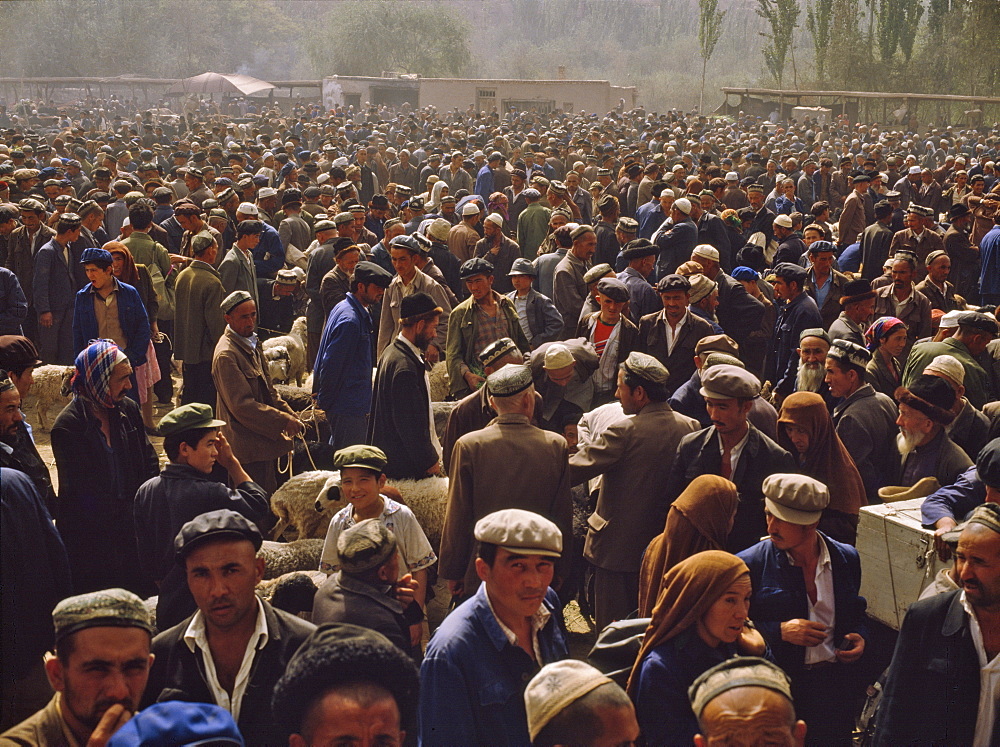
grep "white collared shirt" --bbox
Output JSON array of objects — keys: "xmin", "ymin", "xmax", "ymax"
[
  {"xmin": 182, "ymin": 597, "xmax": 269, "ymax": 723},
  {"xmin": 960, "ymin": 591, "xmax": 1000, "ymax": 747},
  {"xmin": 789, "ymin": 536, "xmax": 837, "ymax": 665},
  {"xmin": 662, "ymin": 310, "xmax": 687, "ymax": 355},
  {"xmin": 485, "ymin": 587, "xmax": 551, "ymax": 663},
  {"xmin": 718, "ymin": 428, "xmax": 750, "ymax": 477}
]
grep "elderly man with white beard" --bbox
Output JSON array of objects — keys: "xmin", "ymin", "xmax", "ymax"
[
  {"xmin": 894, "ymin": 374, "xmax": 972, "ymax": 487},
  {"xmin": 794, "ymin": 328, "xmax": 836, "ymax": 409}
]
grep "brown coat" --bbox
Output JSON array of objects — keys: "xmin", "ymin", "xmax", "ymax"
[{"xmin": 211, "ymin": 326, "xmax": 296, "ymax": 463}]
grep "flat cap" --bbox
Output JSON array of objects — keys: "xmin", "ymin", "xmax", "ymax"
[
  {"xmin": 18, "ymin": 197, "xmax": 45, "ymax": 212},
  {"xmin": 700, "ymin": 363, "xmax": 760, "ymax": 400},
  {"xmin": 583, "ymin": 262, "xmax": 613, "ymax": 284},
  {"xmin": 354, "ymin": 260, "xmax": 393, "ymax": 289},
  {"xmin": 543, "ymin": 343, "xmax": 575, "ymax": 370},
  {"xmin": 106, "ymin": 702, "xmax": 243, "ymax": 747},
  {"xmin": 80, "ymin": 247, "xmax": 113, "ymax": 266},
  {"xmin": 338, "ymin": 519, "xmax": 397, "ymax": 575},
  {"xmin": 509, "ymin": 257, "xmax": 537, "ymax": 277},
  {"xmin": 657, "ymin": 273, "xmax": 691, "ymax": 293},
  {"xmin": 695, "ymin": 333, "xmax": 739, "ymax": 357},
  {"xmin": 159, "ymin": 403, "xmax": 226, "ymax": 437},
  {"xmin": 702, "ymin": 352, "xmax": 744, "ymax": 370},
  {"xmin": 772, "ymin": 262, "xmax": 809, "ymax": 284},
  {"xmin": 479, "ymin": 337, "xmax": 519, "ymax": 369},
  {"xmin": 827, "ymin": 339, "xmax": 871, "ymax": 369},
  {"xmin": 597, "ymin": 277, "xmax": 629, "ymax": 302},
  {"xmin": 521, "ymin": 188, "xmax": 541, "ymax": 199},
  {"xmin": 313, "ymin": 219, "xmax": 337, "ymax": 233},
  {"xmin": 0, "ymin": 335, "xmax": 42, "ymax": 370},
  {"xmin": 692, "ymin": 244, "xmax": 719, "ymax": 262},
  {"xmin": 763, "ymin": 473, "xmax": 830, "ymax": 525},
  {"xmin": 525, "ymin": 661, "xmax": 614, "ymax": 741},
  {"xmin": 799, "ymin": 327, "xmax": 831, "ymax": 345},
  {"xmin": 474, "ymin": 508, "xmax": 562, "ymax": 556},
  {"xmin": 615, "ymin": 216, "xmax": 638, "ymax": 234},
  {"xmin": 571, "ymin": 224, "xmax": 596, "ymax": 241},
  {"xmin": 175, "ymin": 509, "xmax": 263, "ymax": 563},
  {"xmin": 623, "ymin": 351, "xmax": 669, "ymax": 385},
  {"xmin": 486, "ymin": 363, "xmax": 533, "ymax": 397},
  {"xmin": 333, "ymin": 444, "xmax": 388, "ymax": 474},
  {"xmin": 621, "ymin": 238, "xmax": 657, "ymax": 261},
  {"xmin": 688, "ymin": 273, "xmax": 717, "ymax": 304},
  {"xmin": 332, "ymin": 211, "xmax": 354, "ymax": 226},
  {"xmin": 221, "ymin": 290, "xmax": 254, "ymax": 315},
  {"xmin": 956, "ymin": 311, "xmax": 999, "ymax": 336},
  {"xmin": 923, "ymin": 354, "xmax": 965, "ymax": 387},
  {"xmin": 975, "ymin": 439, "xmax": 1000, "ymax": 490},
  {"xmin": 689, "ymin": 657, "xmax": 792, "ymax": 719},
  {"xmin": 460, "ymin": 256, "xmax": 494, "ymax": 279},
  {"xmin": 53, "ymin": 588, "xmax": 154, "ymax": 642}
]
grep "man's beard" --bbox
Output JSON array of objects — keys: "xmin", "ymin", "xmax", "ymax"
[
  {"xmin": 796, "ymin": 361, "xmax": 825, "ymax": 393},
  {"xmin": 897, "ymin": 426, "xmax": 924, "ymax": 456}
]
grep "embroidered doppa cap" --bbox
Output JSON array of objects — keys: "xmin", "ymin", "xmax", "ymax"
[{"xmin": 525, "ymin": 660, "xmax": 614, "ymax": 741}]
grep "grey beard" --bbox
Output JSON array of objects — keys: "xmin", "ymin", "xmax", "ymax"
[
  {"xmin": 897, "ymin": 427, "xmax": 924, "ymax": 457},
  {"xmin": 796, "ymin": 362, "xmax": 825, "ymax": 392}
]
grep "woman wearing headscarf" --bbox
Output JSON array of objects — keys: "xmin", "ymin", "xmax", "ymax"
[
  {"xmin": 865, "ymin": 316, "xmax": 907, "ymax": 396},
  {"xmin": 628, "ymin": 551, "xmax": 766, "ymax": 747},
  {"xmin": 107, "ymin": 242, "xmax": 161, "ymax": 433},
  {"xmin": 427, "ymin": 179, "xmax": 449, "ymax": 213},
  {"xmin": 637, "ymin": 475, "xmax": 739, "ymax": 617},
  {"xmin": 50, "ymin": 339, "xmax": 159, "ymax": 595},
  {"xmin": 778, "ymin": 391, "xmax": 867, "ymax": 544}
]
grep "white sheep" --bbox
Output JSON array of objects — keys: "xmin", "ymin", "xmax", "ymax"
[
  {"xmin": 269, "ymin": 470, "xmax": 345, "ymax": 540},
  {"xmin": 428, "ymin": 361, "xmax": 450, "ymax": 402},
  {"xmin": 23, "ymin": 364, "xmax": 73, "ymax": 431},
  {"xmin": 263, "ymin": 345, "xmax": 290, "ymax": 384},
  {"xmin": 262, "ymin": 316, "xmax": 308, "ymax": 386},
  {"xmin": 257, "ymin": 539, "xmax": 325, "ymax": 579}
]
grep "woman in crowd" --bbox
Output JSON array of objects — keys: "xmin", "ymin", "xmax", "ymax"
[{"xmin": 865, "ymin": 316, "xmax": 908, "ymax": 396}]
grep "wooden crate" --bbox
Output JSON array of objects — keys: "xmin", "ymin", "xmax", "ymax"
[{"xmin": 857, "ymin": 498, "xmax": 952, "ymax": 629}]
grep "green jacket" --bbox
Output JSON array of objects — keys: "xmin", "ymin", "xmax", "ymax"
[
  {"xmin": 516, "ymin": 202, "xmax": 552, "ymax": 259},
  {"xmin": 445, "ymin": 290, "xmax": 529, "ymax": 397},
  {"xmin": 173, "ymin": 261, "xmax": 226, "ymax": 364},
  {"xmin": 901, "ymin": 336, "xmax": 992, "ymax": 410}
]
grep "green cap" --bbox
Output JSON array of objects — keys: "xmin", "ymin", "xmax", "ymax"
[
  {"xmin": 333, "ymin": 445, "xmax": 388, "ymax": 474},
  {"xmin": 158, "ymin": 403, "xmax": 226, "ymax": 436},
  {"xmin": 53, "ymin": 588, "xmax": 154, "ymax": 642}
]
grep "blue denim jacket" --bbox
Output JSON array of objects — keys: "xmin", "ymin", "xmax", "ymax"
[{"xmin": 419, "ymin": 584, "xmax": 568, "ymax": 746}]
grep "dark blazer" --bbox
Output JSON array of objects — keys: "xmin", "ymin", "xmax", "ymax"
[
  {"xmin": 654, "ymin": 218, "xmax": 698, "ymax": 277},
  {"xmin": 737, "ymin": 533, "xmax": 868, "ymax": 676},
  {"xmin": 505, "ymin": 287, "xmax": 563, "ymax": 348},
  {"xmin": 667, "ymin": 425, "xmax": 797, "ymax": 552},
  {"xmin": 637, "ymin": 309, "xmax": 715, "ymax": 395},
  {"xmin": 714, "ymin": 271, "xmax": 766, "ymax": 355},
  {"xmin": 369, "ymin": 338, "xmax": 439, "ymax": 479},
  {"xmin": 72, "ymin": 279, "xmax": 150, "ymax": 366},
  {"xmin": 4, "ymin": 223, "xmax": 55, "ymax": 307},
  {"xmin": 33, "ymin": 237, "xmax": 85, "ymax": 314},
  {"xmin": 873, "ymin": 589, "xmax": 992, "ymax": 747},
  {"xmin": 143, "ymin": 600, "xmax": 316, "ymax": 747}
]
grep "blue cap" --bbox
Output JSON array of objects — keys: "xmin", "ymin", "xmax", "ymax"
[
  {"xmin": 731, "ymin": 266, "xmax": 759, "ymax": 281},
  {"xmin": 80, "ymin": 247, "xmax": 114, "ymax": 267},
  {"xmin": 107, "ymin": 702, "xmax": 244, "ymax": 746}
]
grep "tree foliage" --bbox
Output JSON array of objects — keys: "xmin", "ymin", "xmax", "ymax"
[
  {"xmin": 805, "ymin": 0, "xmax": 832, "ymax": 84},
  {"xmin": 305, "ymin": 1, "xmax": 470, "ymax": 78},
  {"xmin": 698, "ymin": 0, "xmax": 726, "ymax": 112},
  {"xmin": 754, "ymin": 0, "xmax": 800, "ymax": 88}
]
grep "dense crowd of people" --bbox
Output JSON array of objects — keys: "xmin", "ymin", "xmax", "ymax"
[{"xmin": 1, "ymin": 96, "xmax": 999, "ymax": 746}]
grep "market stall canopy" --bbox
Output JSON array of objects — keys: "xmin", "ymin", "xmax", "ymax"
[{"xmin": 166, "ymin": 72, "xmax": 274, "ymax": 96}]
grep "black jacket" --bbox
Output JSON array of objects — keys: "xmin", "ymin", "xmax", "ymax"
[
  {"xmin": 133, "ymin": 463, "xmax": 270, "ymax": 631},
  {"xmin": 874, "ymin": 589, "xmax": 993, "ymax": 747},
  {"xmin": 50, "ymin": 396, "xmax": 159, "ymax": 596},
  {"xmin": 369, "ymin": 338, "xmax": 439, "ymax": 480},
  {"xmin": 143, "ymin": 600, "xmax": 315, "ymax": 747},
  {"xmin": 667, "ymin": 425, "xmax": 797, "ymax": 552}
]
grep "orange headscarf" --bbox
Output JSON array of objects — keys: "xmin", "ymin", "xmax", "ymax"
[
  {"xmin": 626, "ymin": 551, "xmax": 749, "ymax": 696},
  {"xmin": 777, "ymin": 391, "xmax": 866, "ymax": 517},
  {"xmin": 637, "ymin": 475, "xmax": 739, "ymax": 617}
]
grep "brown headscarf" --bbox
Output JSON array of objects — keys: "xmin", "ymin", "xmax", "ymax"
[
  {"xmin": 777, "ymin": 391, "xmax": 866, "ymax": 518},
  {"xmin": 637, "ymin": 475, "xmax": 739, "ymax": 617},
  {"xmin": 626, "ymin": 551, "xmax": 749, "ymax": 696},
  {"xmin": 105, "ymin": 241, "xmax": 139, "ymax": 286}
]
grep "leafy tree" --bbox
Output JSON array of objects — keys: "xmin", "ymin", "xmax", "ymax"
[
  {"xmin": 806, "ymin": 0, "xmax": 832, "ymax": 84},
  {"xmin": 754, "ymin": 0, "xmax": 800, "ymax": 89},
  {"xmin": 698, "ymin": 0, "xmax": 726, "ymax": 113},
  {"xmin": 306, "ymin": 1, "xmax": 470, "ymax": 78}
]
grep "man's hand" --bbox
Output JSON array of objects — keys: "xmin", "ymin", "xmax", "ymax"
[
  {"xmin": 282, "ymin": 413, "xmax": 304, "ymax": 437},
  {"xmin": 426, "ymin": 461, "xmax": 442, "ymax": 477},
  {"xmin": 934, "ymin": 517, "xmax": 957, "ymax": 560},
  {"xmin": 39, "ymin": 312, "xmax": 53, "ymax": 328},
  {"xmin": 737, "ymin": 625, "xmax": 768, "ymax": 656},
  {"xmin": 85, "ymin": 704, "xmax": 131, "ymax": 747},
  {"xmin": 835, "ymin": 633, "xmax": 865, "ymax": 664},
  {"xmin": 409, "ymin": 622, "xmax": 423, "ymax": 649},
  {"xmin": 425, "ymin": 344, "xmax": 441, "ymax": 364},
  {"xmin": 464, "ymin": 371, "xmax": 485, "ymax": 390},
  {"xmin": 215, "ymin": 431, "xmax": 238, "ymax": 470},
  {"xmin": 395, "ymin": 572, "xmax": 418, "ymax": 607},
  {"xmin": 780, "ymin": 618, "xmax": 829, "ymax": 647},
  {"xmin": 446, "ymin": 579, "xmax": 464, "ymax": 597}
]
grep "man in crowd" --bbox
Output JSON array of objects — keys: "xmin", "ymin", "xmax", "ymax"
[
  {"xmin": 34, "ymin": 212, "xmax": 84, "ymax": 364},
  {"xmin": 828, "ymin": 279, "xmax": 875, "ymax": 347},
  {"xmin": 174, "ymin": 233, "xmax": 226, "ymax": 405},
  {"xmin": 768, "ymin": 263, "xmax": 823, "ymax": 401},
  {"xmin": 553, "ymin": 225, "xmax": 596, "ymax": 338},
  {"xmin": 421, "ymin": 509, "xmax": 569, "ymax": 746},
  {"xmin": 0, "ymin": 368, "xmax": 54, "ymax": 507},
  {"xmin": 143, "ymin": 510, "xmax": 315, "ymax": 746},
  {"xmin": 873, "ymin": 252, "xmax": 932, "ymax": 358},
  {"xmin": 895, "ymin": 374, "xmax": 973, "ymax": 487}
]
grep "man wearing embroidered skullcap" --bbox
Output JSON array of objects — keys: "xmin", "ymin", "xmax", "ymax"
[
  {"xmin": 439, "ymin": 364, "xmax": 573, "ymax": 602},
  {"xmin": 570, "ymin": 352, "xmax": 700, "ymax": 629},
  {"xmin": 739, "ymin": 474, "xmax": 868, "ymax": 746},
  {"xmin": 875, "ymin": 502, "xmax": 1000, "ymax": 747},
  {"xmin": 51, "ymin": 339, "xmax": 159, "ymax": 594},
  {"xmin": 422, "ymin": 509, "xmax": 569, "ymax": 746},
  {"xmin": 0, "ymin": 588, "xmax": 154, "ymax": 745}
]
